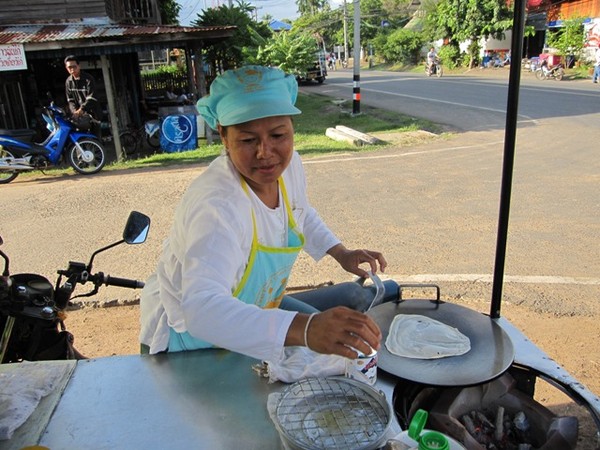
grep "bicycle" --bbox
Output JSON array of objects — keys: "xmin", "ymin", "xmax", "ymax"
[{"xmin": 118, "ymin": 119, "xmax": 160, "ymax": 159}]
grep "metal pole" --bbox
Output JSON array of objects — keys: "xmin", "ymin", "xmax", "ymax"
[
  {"xmin": 352, "ymin": 0, "xmax": 360, "ymax": 115},
  {"xmin": 490, "ymin": 0, "xmax": 527, "ymax": 319}
]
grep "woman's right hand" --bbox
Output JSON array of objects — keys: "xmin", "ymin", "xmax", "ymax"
[{"xmin": 288, "ymin": 307, "xmax": 382, "ymax": 358}]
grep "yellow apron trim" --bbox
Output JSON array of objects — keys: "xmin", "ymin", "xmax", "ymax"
[{"xmin": 233, "ymin": 176, "xmax": 303, "ymax": 297}]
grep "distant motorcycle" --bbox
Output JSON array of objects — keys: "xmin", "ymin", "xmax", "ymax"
[
  {"xmin": 426, "ymin": 59, "xmax": 443, "ymax": 77},
  {"xmin": 0, "ymin": 98, "xmax": 106, "ymax": 184},
  {"xmin": 535, "ymin": 61, "xmax": 564, "ymax": 81}
]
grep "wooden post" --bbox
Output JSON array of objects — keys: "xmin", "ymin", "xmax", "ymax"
[{"xmin": 100, "ymin": 54, "xmax": 123, "ymax": 161}]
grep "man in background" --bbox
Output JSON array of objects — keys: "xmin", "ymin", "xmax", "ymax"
[{"xmin": 64, "ymin": 55, "xmax": 102, "ymax": 138}]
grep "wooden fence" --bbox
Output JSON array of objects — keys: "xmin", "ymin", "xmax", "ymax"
[{"xmin": 142, "ymin": 72, "xmax": 189, "ymax": 97}]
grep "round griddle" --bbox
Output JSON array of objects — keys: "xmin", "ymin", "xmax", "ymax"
[{"xmin": 367, "ymin": 301, "xmax": 514, "ymax": 386}]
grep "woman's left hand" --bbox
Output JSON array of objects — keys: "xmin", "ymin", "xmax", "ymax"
[{"xmin": 327, "ymin": 244, "xmax": 387, "ymax": 278}]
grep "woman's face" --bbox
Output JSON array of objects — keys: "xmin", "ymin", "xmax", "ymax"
[{"xmin": 219, "ymin": 116, "xmax": 294, "ymax": 193}]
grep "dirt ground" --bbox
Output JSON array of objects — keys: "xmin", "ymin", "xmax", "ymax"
[{"xmin": 2, "ymin": 131, "xmax": 598, "ymax": 448}]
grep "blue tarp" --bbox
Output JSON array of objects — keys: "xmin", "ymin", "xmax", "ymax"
[{"xmin": 269, "ymin": 20, "xmax": 291, "ymax": 31}]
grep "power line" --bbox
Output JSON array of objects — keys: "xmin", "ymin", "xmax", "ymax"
[{"xmin": 179, "ymin": 0, "xmax": 204, "ymax": 22}]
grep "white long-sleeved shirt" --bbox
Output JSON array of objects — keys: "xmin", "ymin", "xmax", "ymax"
[{"xmin": 140, "ymin": 151, "xmax": 340, "ymax": 361}]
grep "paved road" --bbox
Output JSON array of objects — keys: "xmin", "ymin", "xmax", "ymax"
[{"xmin": 315, "ymin": 68, "xmax": 600, "ymax": 132}]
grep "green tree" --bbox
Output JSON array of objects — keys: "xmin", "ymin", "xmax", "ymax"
[
  {"xmin": 372, "ymin": 28, "xmax": 424, "ymax": 64},
  {"xmin": 192, "ymin": 2, "xmax": 272, "ymax": 71},
  {"xmin": 291, "ymin": 9, "xmax": 339, "ymax": 53},
  {"xmin": 296, "ymin": 0, "xmax": 328, "ymax": 16},
  {"xmin": 424, "ymin": 0, "xmax": 513, "ymax": 68},
  {"xmin": 332, "ymin": 0, "xmax": 412, "ymax": 62},
  {"xmin": 243, "ymin": 30, "xmax": 319, "ymax": 76},
  {"xmin": 546, "ymin": 17, "xmax": 585, "ymax": 67},
  {"xmin": 158, "ymin": 0, "xmax": 181, "ymax": 25}
]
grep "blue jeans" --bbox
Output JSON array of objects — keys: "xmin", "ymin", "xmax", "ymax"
[
  {"xmin": 593, "ymin": 65, "xmax": 600, "ymax": 82},
  {"xmin": 279, "ymin": 295, "xmax": 320, "ymax": 313}
]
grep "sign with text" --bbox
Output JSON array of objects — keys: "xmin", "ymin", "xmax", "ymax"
[{"xmin": 0, "ymin": 44, "xmax": 27, "ymax": 71}]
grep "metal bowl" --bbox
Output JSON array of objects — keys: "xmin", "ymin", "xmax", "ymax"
[{"xmin": 275, "ymin": 377, "xmax": 392, "ymax": 450}]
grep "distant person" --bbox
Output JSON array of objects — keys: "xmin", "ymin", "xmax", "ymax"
[
  {"xmin": 491, "ymin": 52, "xmax": 503, "ymax": 68},
  {"xmin": 64, "ymin": 55, "xmax": 102, "ymax": 138},
  {"xmin": 593, "ymin": 48, "xmax": 600, "ymax": 83},
  {"xmin": 482, "ymin": 51, "xmax": 491, "ymax": 68},
  {"xmin": 165, "ymin": 85, "xmax": 178, "ymax": 101},
  {"xmin": 427, "ymin": 47, "xmax": 438, "ymax": 71},
  {"xmin": 174, "ymin": 87, "xmax": 190, "ymax": 105}
]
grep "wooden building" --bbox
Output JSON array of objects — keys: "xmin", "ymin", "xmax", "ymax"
[
  {"xmin": 0, "ymin": 0, "xmax": 234, "ymax": 160},
  {"xmin": 526, "ymin": 0, "xmax": 600, "ymax": 57}
]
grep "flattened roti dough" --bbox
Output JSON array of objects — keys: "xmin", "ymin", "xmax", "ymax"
[{"xmin": 385, "ymin": 314, "xmax": 471, "ymax": 359}]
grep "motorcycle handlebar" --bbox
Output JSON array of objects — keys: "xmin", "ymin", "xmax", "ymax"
[{"xmin": 94, "ymin": 273, "xmax": 145, "ymax": 290}]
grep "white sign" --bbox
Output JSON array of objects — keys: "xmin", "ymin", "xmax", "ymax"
[{"xmin": 0, "ymin": 44, "xmax": 27, "ymax": 71}]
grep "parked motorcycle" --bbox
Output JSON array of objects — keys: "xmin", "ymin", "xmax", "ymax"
[
  {"xmin": 0, "ymin": 211, "xmax": 150, "ymax": 363},
  {"xmin": 535, "ymin": 61, "xmax": 564, "ymax": 81},
  {"xmin": 0, "ymin": 98, "xmax": 106, "ymax": 184},
  {"xmin": 426, "ymin": 59, "xmax": 443, "ymax": 77}
]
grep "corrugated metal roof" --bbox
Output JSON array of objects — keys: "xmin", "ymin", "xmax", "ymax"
[{"xmin": 0, "ymin": 23, "xmax": 235, "ymax": 45}]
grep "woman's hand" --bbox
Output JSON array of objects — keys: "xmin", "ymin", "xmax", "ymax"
[
  {"xmin": 287, "ymin": 307, "xmax": 382, "ymax": 358},
  {"xmin": 327, "ymin": 244, "xmax": 387, "ymax": 279}
]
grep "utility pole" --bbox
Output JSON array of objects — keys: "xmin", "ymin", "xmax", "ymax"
[
  {"xmin": 352, "ymin": 0, "xmax": 360, "ymax": 115},
  {"xmin": 343, "ymin": 0, "xmax": 349, "ymax": 65}
]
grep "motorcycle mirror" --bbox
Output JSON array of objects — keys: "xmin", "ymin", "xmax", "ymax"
[
  {"xmin": 123, "ymin": 211, "xmax": 150, "ymax": 245},
  {"xmin": 86, "ymin": 211, "xmax": 150, "ymax": 271}
]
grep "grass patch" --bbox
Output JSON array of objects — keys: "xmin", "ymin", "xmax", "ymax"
[
  {"xmin": 293, "ymin": 93, "xmax": 438, "ymax": 156},
  {"xmin": 9, "ymin": 91, "xmax": 439, "ymax": 180}
]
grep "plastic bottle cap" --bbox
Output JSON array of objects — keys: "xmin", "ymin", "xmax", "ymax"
[
  {"xmin": 407, "ymin": 409, "xmax": 450, "ymax": 450},
  {"xmin": 408, "ymin": 409, "xmax": 428, "ymax": 440}
]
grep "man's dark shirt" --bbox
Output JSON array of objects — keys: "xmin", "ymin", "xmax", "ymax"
[{"xmin": 65, "ymin": 71, "xmax": 101, "ymax": 120}]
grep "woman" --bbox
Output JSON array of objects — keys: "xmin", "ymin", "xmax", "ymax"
[{"xmin": 140, "ymin": 65, "xmax": 386, "ymax": 363}]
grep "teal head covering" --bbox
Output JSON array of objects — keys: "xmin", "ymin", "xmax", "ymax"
[{"xmin": 196, "ymin": 65, "xmax": 302, "ymax": 130}]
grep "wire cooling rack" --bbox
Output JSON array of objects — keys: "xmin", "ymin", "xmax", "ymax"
[{"xmin": 275, "ymin": 377, "xmax": 391, "ymax": 450}]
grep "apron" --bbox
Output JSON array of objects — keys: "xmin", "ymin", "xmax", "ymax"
[{"xmin": 168, "ymin": 176, "xmax": 305, "ymax": 352}]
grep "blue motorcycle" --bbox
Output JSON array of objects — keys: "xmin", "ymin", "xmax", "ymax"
[{"xmin": 0, "ymin": 101, "xmax": 106, "ymax": 184}]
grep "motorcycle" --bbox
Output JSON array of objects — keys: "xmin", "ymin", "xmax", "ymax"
[
  {"xmin": 0, "ymin": 211, "xmax": 150, "ymax": 363},
  {"xmin": 0, "ymin": 98, "xmax": 107, "ymax": 184},
  {"xmin": 426, "ymin": 59, "xmax": 443, "ymax": 77},
  {"xmin": 535, "ymin": 61, "xmax": 564, "ymax": 81}
]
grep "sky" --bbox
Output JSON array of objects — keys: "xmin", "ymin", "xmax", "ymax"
[{"xmin": 178, "ymin": 0, "xmax": 301, "ymax": 25}]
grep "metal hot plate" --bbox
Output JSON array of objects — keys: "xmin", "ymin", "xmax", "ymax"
[{"xmin": 367, "ymin": 301, "xmax": 514, "ymax": 386}]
